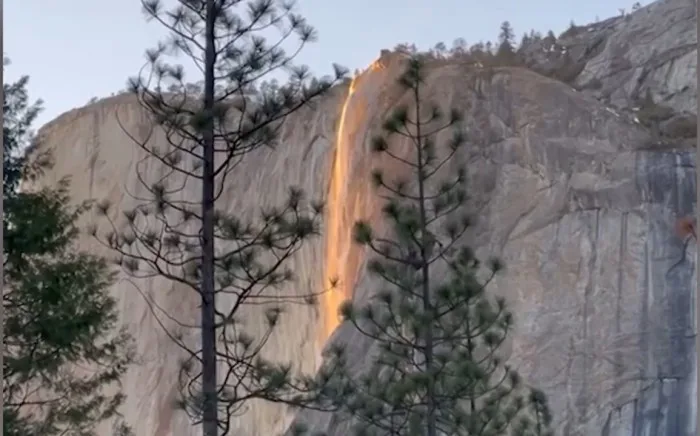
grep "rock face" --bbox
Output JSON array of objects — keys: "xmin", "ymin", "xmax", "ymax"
[
  {"xmin": 33, "ymin": 1, "xmax": 698, "ymax": 434},
  {"xmin": 289, "ymin": 62, "xmax": 699, "ymax": 436},
  {"xmin": 34, "ymin": 87, "xmax": 339, "ymax": 436},
  {"xmin": 522, "ymin": 0, "xmax": 697, "ymax": 116}
]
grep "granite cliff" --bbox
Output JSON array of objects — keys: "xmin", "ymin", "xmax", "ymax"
[{"xmin": 31, "ymin": 0, "xmax": 698, "ymax": 434}]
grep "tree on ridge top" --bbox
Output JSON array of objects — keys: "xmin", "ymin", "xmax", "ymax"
[{"xmin": 92, "ymin": 0, "xmax": 347, "ymax": 435}]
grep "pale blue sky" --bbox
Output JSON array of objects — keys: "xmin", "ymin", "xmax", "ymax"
[{"xmin": 7, "ymin": 0, "xmax": 648, "ymax": 128}]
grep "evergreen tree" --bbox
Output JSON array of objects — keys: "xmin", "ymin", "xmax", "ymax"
[
  {"xmin": 315, "ymin": 57, "xmax": 553, "ymax": 436},
  {"xmin": 450, "ymin": 38, "xmax": 468, "ymax": 57},
  {"xmin": 543, "ymin": 31, "xmax": 556, "ymax": 50},
  {"xmin": 433, "ymin": 42, "xmax": 447, "ymax": 58},
  {"xmin": 497, "ymin": 21, "xmax": 516, "ymax": 59},
  {"xmin": 469, "ymin": 42, "xmax": 487, "ymax": 63},
  {"xmin": 395, "ymin": 43, "xmax": 419, "ymax": 55},
  {"xmin": 529, "ymin": 30, "xmax": 542, "ymax": 42},
  {"xmin": 93, "ymin": 1, "xmax": 346, "ymax": 434},
  {"xmin": 3, "ymin": 62, "xmax": 134, "ymax": 436},
  {"xmin": 519, "ymin": 33, "xmax": 530, "ymax": 51}
]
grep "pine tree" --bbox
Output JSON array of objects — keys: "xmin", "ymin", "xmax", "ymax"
[
  {"xmin": 529, "ymin": 30, "xmax": 542, "ymax": 42},
  {"xmin": 497, "ymin": 21, "xmax": 515, "ymax": 59},
  {"xmin": 433, "ymin": 42, "xmax": 447, "ymax": 58},
  {"xmin": 519, "ymin": 33, "xmax": 530, "ymax": 51},
  {"xmin": 543, "ymin": 31, "xmax": 556, "ymax": 50},
  {"xmin": 3, "ymin": 61, "xmax": 135, "ymax": 436},
  {"xmin": 315, "ymin": 57, "xmax": 553, "ymax": 436},
  {"xmin": 450, "ymin": 38, "xmax": 468, "ymax": 57},
  {"xmin": 93, "ymin": 1, "xmax": 346, "ymax": 434}
]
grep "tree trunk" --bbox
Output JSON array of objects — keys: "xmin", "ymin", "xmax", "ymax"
[
  {"xmin": 414, "ymin": 85, "xmax": 437, "ymax": 436},
  {"xmin": 201, "ymin": 0, "xmax": 218, "ymax": 434}
]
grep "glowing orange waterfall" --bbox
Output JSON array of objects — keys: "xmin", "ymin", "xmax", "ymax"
[
  {"xmin": 321, "ymin": 57, "xmax": 386, "ymax": 344},
  {"xmin": 322, "ymin": 77, "xmax": 358, "ymax": 341}
]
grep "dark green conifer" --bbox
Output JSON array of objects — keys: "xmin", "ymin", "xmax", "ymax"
[
  {"xmin": 3, "ymin": 60, "xmax": 134, "ymax": 436},
  {"xmin": 316, "ymin": 57, "xmax": 553, "ymax": 436}
]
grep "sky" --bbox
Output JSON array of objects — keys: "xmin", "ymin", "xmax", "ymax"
[{"xmin": 6, "ymin": 0, "xmax": 649, "ymax": 129}]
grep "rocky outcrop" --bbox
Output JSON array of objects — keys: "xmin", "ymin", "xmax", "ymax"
[
  {"xmin": 33, "ymin": 1, "xmax": 698, "ymax": 433},
  {"xmin": 521, "ymin": 0, "xmax": 697, "ymax": 129}
]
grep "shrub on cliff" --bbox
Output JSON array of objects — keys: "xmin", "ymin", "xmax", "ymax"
[
  {"xmin": 3, "ymin": 64, "xmax": 135, "ymax": 436},
  {"xmin": 305, "ymin": 57, "xmax": 554, "ymax": 436}
]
